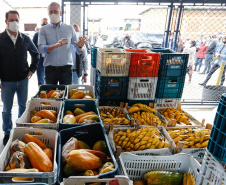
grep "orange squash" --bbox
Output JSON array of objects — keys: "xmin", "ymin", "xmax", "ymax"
[
  {"xmin": 66, "ymin": 150, "xmax": 102, "ymax": 171},
  {"xmin": 24, "ymin": 134, "xmax": 47, "ymax": 150},
  {"xmin": 24, "ymin": 142, "xmax": 53, "ymax": 172},
  {"xmin": 43, "ymin": 148, "xmax": 53, "ymax": 162},
  {"xmin": 34, "ymin": 110, "xmax": 57, "ymax": 123}
]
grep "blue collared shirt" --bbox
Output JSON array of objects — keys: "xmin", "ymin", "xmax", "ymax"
[
  {"xmin": 38, "ymin": 22, "xmax": 81, "ymax": 67},
  {"xmin": 216, "ymin": 43, "xmax": 226, "ymax": 66}
]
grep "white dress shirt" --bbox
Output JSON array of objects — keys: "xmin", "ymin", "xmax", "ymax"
[{"xmin": 6, "ymin": 29, "xmax": 18, "ymax": 45}]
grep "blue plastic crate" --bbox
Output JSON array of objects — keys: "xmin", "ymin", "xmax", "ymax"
[
  {"xmin": 151, "ymin": 49, "xmax": 189, "ymax": 77},
  {"xmin": 95, "ymin": 70, "xmax": 128, "ymax": 105},
  {"xmin": 59, "ymin": 100, "xmax": 100, "ymax": 130},
  {"xmin": 91, "ymin": 46, "xmax": 98, "ymax": 68},
  {"xmin": 57, "ymin": 123, "xmax": 118, "ymax": 185},
  {"xmin": 155, "ymin": 76, "xmax": 185, "ymax": 99},
  {"xmin": 32, "ymin": 84, "xmax": 67, "ymax": 101}
]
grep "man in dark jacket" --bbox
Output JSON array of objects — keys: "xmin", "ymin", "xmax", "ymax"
[
  {"xmin": 0, "ymin": 10, "xmax": 39, "ymax": 145},
  {"xmin": 33, "ymin": 18, "xmax": 48, "ymax": 86}
]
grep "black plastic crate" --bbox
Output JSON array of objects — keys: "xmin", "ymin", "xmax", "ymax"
[
  {"xmin": 57, "ymin": 123, "xmax": 118, "ymax": 185},
  {"xmin": 95, "ymin": 70, "xmax": 128, "ymax": 105},
  {"xmin": 32, "ymin": 84, "xmax": 67, "ymax": 101},
  {"xmin": 59, "ymin": 100, "xmax": 100, "ymax": 130},
  {"xmin": 151, "ymin": 49, "xmax": 189, "ymax": 77},
  {"xmin": 155, "ymin": 76, "xmax": 185, "ymax": 99}
]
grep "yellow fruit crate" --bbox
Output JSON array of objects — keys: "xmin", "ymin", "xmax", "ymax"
[{"xmin": 108, "ymin": 126, "xmax": 176, "ymax": 157}]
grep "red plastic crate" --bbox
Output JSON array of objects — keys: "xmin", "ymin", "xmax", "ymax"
[{"xmin": 128, "ymin": 52, "xmax": 160, "ymax": 77}]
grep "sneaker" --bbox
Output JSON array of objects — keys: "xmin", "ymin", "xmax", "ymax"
[
  {"xmin": 3, "ymin": 135, "xmax": 10, "ymax": 145},
  {"xmin": 199, "ymin": 83, "xmax": 206, "ymax": 86}
]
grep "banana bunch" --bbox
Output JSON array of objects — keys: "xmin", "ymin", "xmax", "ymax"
[
  {"xmin": 103, "ymin": 117, "xmax": 130, "ymax": 125},
  {"xmin": 100, "ymin": 107, "xmax": 130, "ymax": 125},
  {"xmin": 113, "ymin": 127, "xmax": 169, "ymax": 152},
  {"xmin": 158, "ymin": 107, "xmax": 192, "ymax": 125},
  {"xmin": 128, "ymin": 104, "xmax": 162, "ymax": 126},
  {"xmin": 128, "ymin": 103, "xmax": 155, "ymax": 114},
  {"xmin": 168, "ymin": 128, "xmax": 211, "ymax": 148}
]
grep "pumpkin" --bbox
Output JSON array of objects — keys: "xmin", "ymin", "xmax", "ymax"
[
  {"xmin": 144, "ymin": 171, "xmax": 183, "ymax": 185},
  {"xmin": 24, "ymin": 134, "xmax": 47, "ymax": 149},
  {"xmin": 43, "ymin": 148, "xmax": 53, "ymax": 162},
  {"xmin": 66, "ymin": 150, "xmax": 102, "ymax": 171},
  {"xmin": 24, "ymin": 142, "xmax": 53, "ymax": 172},
  {"xmin": 34, "ymin": 110, "xmax": 57, "ymax": 123}
]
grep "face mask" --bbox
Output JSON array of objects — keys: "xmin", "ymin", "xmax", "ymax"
[
  {"xmin": 8, "ymin": 21, "xmax": 19, "ymax": 33},
  {"xmin": 49, "ymin": 14, "xmax": 60, "ymax": 24}
]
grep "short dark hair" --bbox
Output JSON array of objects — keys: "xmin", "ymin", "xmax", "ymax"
[
  {"xmin": 191, "ymin": 40, "xmax": 196, "ymax": 47},
  {"xmin": 5, "ymin": 10, "xmax": 20, "ymax": 20}
]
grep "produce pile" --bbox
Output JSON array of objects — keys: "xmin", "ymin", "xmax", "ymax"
[
  {"xmin": 62, "ymin": 138, "xmax": 115, "ymax": 177},
  {"xmin": 30, "ymin": 109, "xmax": 57, "ymax": 123},
  {"xmin": 68, "ymin": 89, "xmax": 94, "ymax": 99},
  {"xmin": 168, "ymin": 128, "xmax": 211, "ymax": 148},
  {"xmin": 113, "ymin": 126, "xmax": 169, "ymax": 152},
  {"xmin": 133, "ymin": 171, "xmax": 195, "ymax": 185},
  {"xmin": 158, "ymin": 107, "xmax": 192, "ymax": 125},
  {"xmin": 5, "ymin": 134, "xmax": 53, "ymax": 173},
  {"xmin": 62, "ymin": 108, "xmax": 99, "ymax": 124},
  {"xmin": 100, "ymin": 107, "xmax": 130, "ymax": 125},
  {"xmin": 128, "ymin": 104, "xmax": 163, "ymax": 126},
  {"xmin": 38, "ymin": 90, "xmax": 65, "ymax": 99}
]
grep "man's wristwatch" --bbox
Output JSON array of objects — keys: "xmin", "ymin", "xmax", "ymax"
[{"xmin": 84, "ymin": 73, "xmax": 88, "ymax": 76}]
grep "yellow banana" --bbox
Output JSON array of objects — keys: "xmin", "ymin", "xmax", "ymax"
[
  {"xmin": 158, "ymin": 142, "xmax": 165, "ymax": 149},
  {"xmin": 134, "ymin": 142, "xmax": 141, "ymax": 150},
  {"xmin": 201, "ymin": 140, "xmax": 208, "ymax": 148},
  {"xmin": 140, "ymin": 140, "xmax": 147, "ymax": 146}
]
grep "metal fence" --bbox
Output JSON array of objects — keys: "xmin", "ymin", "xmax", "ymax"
[{"xmin": 63, "ymin": 1, "xmax": 226, "ymax": 104}]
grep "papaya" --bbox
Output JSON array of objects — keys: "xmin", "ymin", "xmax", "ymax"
[
  {"xmin": 65, "ymin": 110, "xmax": 74, "ymax": 115},
  {"xmin": 78, "ymin": 141, "xmax": 91, "ymax": 149},
  {"xmin": 46, "ymin": 90, "xmax": 55, "ymax": 98},
  {"xmin": 24, "ymin": 134, "xmax": 47, "ymax": 149},
  {"xmin": 69, "ymin": 89, "xmax": 78, "ymax": 98},
  {"xmin": 49, "ymin": 110, "xmax": 57, "ymax": 115},
  {"xmin": 31, "ymin": 116, "xmax": 42, "ymax": 123},
  {"xmin": 75, "ymin": 112, "xmax": 96, "ymax": 122},
  {"xmin": 43, "ymin": 148, "xmax": 53, "ymax": 162},
  {"xmin": 63, "ymin": 164, "xmax": 77, "ymax": 177},
  {"xmin": 93, "ymin": 140, "xmax": 106, "ymax": 153},
  {"xmin": 40, "ymin": 91, "xmax": 47, "ymax": 99},
  {"xmin": 74, "ymin": 108, "xmax": 85, "ymax": 116},
  {"xmin": 79, "ymin": 149, "xmax": 108, "ymax": 163},
  {"xmin": 34, "ymin": 110, "xmax": 57, "ymax": 123},
  {"xmin": 78, "ymin": 115, "xmax": 99, "ymax": 123},
  {"xmin": 83, "ymin": 95, "xmax": 93, "ymax": 99},
  {"xmin": 85, "ymin": 93, "xmax": 93, "ymax": 98},
  {"xmin": 50, "ymin": 90, "xmax": 60, "ymax": 99},
  {"xmin": 70, "ymin": 91, "xmax": 85, "ymax": 99},
  {"xmin": 35, "ymin": 119, "xmax": 52, "ymax": 123},
  {"xmin": 66, "ymin": 150, "xmax": 102, "ymax": 171},
  {"xmin": 83, "ymin": 170, "xmax": 94, "ymax": 176},
  {"xmin": 30, "ymin": 110, "xmax": 37, "ymax": 118}
]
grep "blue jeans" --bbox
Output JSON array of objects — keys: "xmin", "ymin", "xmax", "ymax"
[
  {"xmin": 203, "ymin": 54, "xmax": 214, "ymax": 74},
  {"xmin": 36, "ymin": 58, "xmax": 45, "ymax": 86},
  {"xmin": 1, "ymin": 78, "xmax": 28, "ymax": 135},
  {"xmin": 72, "ymin": 71, "xmax": 82, "ymax": 84},
  {"xmin": 194, "ymin": 58, "xmax": 204, "ymax": 71},
  {"xmin": 44, "ymin": 65, "xmax": 72, "ymax": 85}
]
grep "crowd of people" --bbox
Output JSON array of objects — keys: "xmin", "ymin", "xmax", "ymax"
[{"xmin": 165, "ymin": 33, "xmax": 226, "ymax": 84}]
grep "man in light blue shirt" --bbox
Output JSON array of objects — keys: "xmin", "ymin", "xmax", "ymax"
[{"xmin": 38, "ymin": 2, "xmax": 88, "ymax": 85}]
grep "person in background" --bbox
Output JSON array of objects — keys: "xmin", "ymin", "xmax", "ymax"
[
  {"xmin": 122, "ymin": 33, "xmax": 135, "ymax": 49},
  {"xmin": 168, "ymin": 33, "xmax": 174, "ymax": 50},
  {"xmin": 38, "ymin": 2, "xmax": 88, "ymax": 85},
  {"xmin": 200, "ymin": 35, "xmax": 217, "ymax": 74},
  {"xmin": 33, "ymin": 18, "xmax": 48, "ymax": 86},
  {"xmin": 216, "ymin": 32, "xmax": 222, "ymax": 52},
  {"xmin": 35, "ymin": 27, "xmax": 40, "ymax": 32},
  {"xmin": 180, "ymin": 40, "xmax": 197, "ymax": 83},
  {"xmin": 0, "ymin": 10, "xmax": 39, "ymax": 145},
  {"xmin": 194, "ymin": 40, "xmax": 207, "ymax": 72},
  {"xmin": 71, "ymin": 24, "xmax": 88, "ymax": 84},
  {"xmin": 176, "ymin": 33, "xmax": 183, "ymax": 53},
  {"xmin": 184, "ymin": 36, "xmax": 192, "ymax": 48},
  {"xmin": 196, "ymin": 34, "xmax": 203, "ymax": 46},
  {"xmin": 199, "ymin": 36, "xmax": 226, "ymax": 86}
]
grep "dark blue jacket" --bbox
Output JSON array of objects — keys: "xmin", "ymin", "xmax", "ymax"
[{"xmin": 0, "ymin": 30, "xmax": 39, "ymax": 82}]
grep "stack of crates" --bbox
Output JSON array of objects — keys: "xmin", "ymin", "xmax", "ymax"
[
  {"xmin": 90, "ymin": 46, "xmax": 98, "ymax": 87},
  {"xmin": 151, "ymin": 49, "xmax": 189, "ymax": 107},
  {"xmin": 125, "ymin": 49, "xmax": 161, "ymax": 106},
  {"xmin": 95, "ymin": 48, "xmax": 130, "ymax": 106}
]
